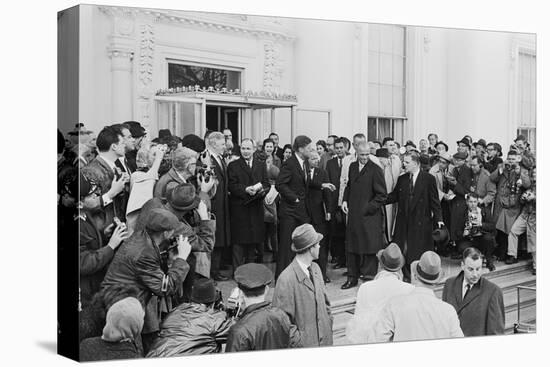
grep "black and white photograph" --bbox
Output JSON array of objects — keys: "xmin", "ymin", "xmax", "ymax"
[{"xmin": 31, "ymin": 0, "xmax": 547, "ymax": 365}]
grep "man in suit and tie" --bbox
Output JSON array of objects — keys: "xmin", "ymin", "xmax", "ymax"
[
  {"xmin": 87, "ymin": 126, "xmax": 130, "ymax": 230},
  {"xmin": 442, "ymin": 247, "xmax": 505, "ymax": 336},
  {"xmin": 275, "ymin": 135, "xmax": 315, "ymax": 279},
  {"xmin": 326, "ymin": 138, "xmax": 347, "ymax": 269},
  {"xmin": 341, "ymin": 142, "xmax": 387, "ymax": 289},
  {"xmin": 110, "ymin": 123, "xmax": 136, "ymax": 175},
  {"xmin": 307, "ymin": 151, "xmax": 335, "ymax": 283},
  {"xmin": 228, "ymin": 138, "xmax": 270, "ymax": 271},
  {"xmin": 386, "ymin": 151, "xmax": 444, "ymax": 282},
  {"xmin": 201, "ymin": 131, "xmax": 231, "ymax": 281}
]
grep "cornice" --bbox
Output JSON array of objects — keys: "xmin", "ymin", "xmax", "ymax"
[{"xmin": 98, "ymin": 6, "xmax": 296, "ymax": 42}]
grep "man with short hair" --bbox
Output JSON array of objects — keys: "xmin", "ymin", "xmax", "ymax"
[
  {"xmin": 428, "ymin": 133, "xmax": 438, "ymax": 155},
  {"xmin": 124, "ymin": 121, "xmax": 148, "ymax": 172},
  {"xmin": 419, "ymin": 139, "xmax": 429, "ymax": 155},
  {"xmin": 275, "ymin": 135, "xmax": 315, "ymax": 278},
  {"xmin": 513, "ymin": 135, "xmax": 535, "ymax": 170},
  {"xmin": 326, "ymin": 138, "xmax": 347, "ymax": 269},
  {"xmin": 386, "ymin": 152, "xmax": 444, "ymax": 282},
  {"xmin": 87, "ymin": 126, "xmax": 130, "ymax": 228},
  {"xmin": 320, "ymin": 134, "xmax": 338, "ymax": 170},
  {"xmin": 341, "ymin": 142, "xmax": 387, "ymax": 288},
  {"xmin": 201, "ymin": 132, "xmax": 231, "ymax": 281},
  {"xmin": 371, "ymin": 251, "xmax": 463, "ymax": 342},
  {"xmin": 110, "ymin": 123, "xmax": 136, "ymax": 174},
  {"xmin": 338, "ymin": 133, "xmax": 366, "ymax": 206},
  {"xmin": 442, "ymin": 247, "xmax": 505, "ymax": 336},
  {"xmin": 346, "ymin": 243, "xmax": 413, "ymax": 344},
  {"xmin": 485, "ymin": 142, "xmax": 503, "ymax": 174},
  {"xmin": 227, "ymin": 138, "xmax": 270, "ymax": 269},
  {"xmin": 273, "ymin": 224, "xmax": 333, "ymax": 347},
  {"xmin": 226, "ymin": 264, "xmax": 302, "ymax": 351}
]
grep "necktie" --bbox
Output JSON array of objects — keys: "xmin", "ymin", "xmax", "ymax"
[
  {"xmin": 409, "ymin": 173, "xmax": 414, "ymax": 201},
  {"xmin": 307, "ymin": 266, "xmax": 314, "ymax": 285},
  {"xmin": 463, "ymin": 284, "xmax": 471, "ymax": 300},
  {"xmin": 338, "ymin": 158, "xmax": 342, "ymax": 168}
]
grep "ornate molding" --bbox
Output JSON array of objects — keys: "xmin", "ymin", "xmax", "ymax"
[
  {"xmin": 263, "ymin": 42, "xmax": 283, "ymax": 92},
  {"xmin": 98, "ymin": 6, "xmax": 295, "ymax": 42},
  {"xmin": 137, "ymin": 23, "xmax": 155, "ymax": 124},
  {"xmin": 107, "ymin": 48, "xmax": 134, "ymax": 60}
]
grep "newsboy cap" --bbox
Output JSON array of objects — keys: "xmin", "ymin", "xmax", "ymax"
[
  {"xmin": 291, "ymin": 224, "xmax": 323, "ymax": 252},
  {"xmin": 234, "ymin": 263, "xmax": 272, "ymax": 291},
  {"xmin": 145, "ymin": 208, "xmax": 182, "ymax": 233}
]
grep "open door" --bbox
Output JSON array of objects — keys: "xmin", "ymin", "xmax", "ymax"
[{"xmin": 155, "ymin": 96, "xmax": 206, "ymax": 137}]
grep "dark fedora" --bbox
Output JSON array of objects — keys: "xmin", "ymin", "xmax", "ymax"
[
  {"xmin": 291, "ymin": 224, "xmax": 323, "ymax": 252},
  {"xmin": 456, "ymin": 137, "xmax": 471, "ymax": 148},
  {"xmin": 514, "ymin": 134, "xmax": 527, "ymax": 143},
  {"xmin": 473, "ymin": 139, "xmax": 487, "ymax": 148},
  {"xmin": 376, "ymin": 243, "xmax": 405, "ymax": 272},
  {"xmin": 190, "ymin": 278, "xmax": 218, "ymax": 304},
  {"xmin": 411, "ymin": 251, "xmax": 444, "ymax": 284},
  {"xmin": 405, "ymin": 140, "xmax": 417, "ymax": 148},
  {"xmin": 435, "ymin": 141, "xmax": 449, "ymax": 152},
  {"xmin": 168, "ymin": 183, "xmax": 201, "ymax": 212},
  {"xmin": 158, "ymin": 129, "xmax": 173, "ymax": 140},
  {"xmin": 432, "ymin": 226, "xmax": 450, "ymax": 247},
  {"xmin": 125, "ymin": 121, "xmax": 147, "ymax": 139}
]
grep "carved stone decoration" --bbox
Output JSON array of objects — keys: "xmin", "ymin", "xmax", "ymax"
[
  {"xmin": 116, "ymin": 17, "xmax": 135, "ymax": 36},
  {"xmin": 263, "ymin": 42, "xmax": 283, "ymax": 92},
  {"xmin": 137, "ymin": 22, "xmax": 155, "ymax": 125},
  {"xmin": 423, "ymin": 33, "xmax": 431, "ymax": 53}
]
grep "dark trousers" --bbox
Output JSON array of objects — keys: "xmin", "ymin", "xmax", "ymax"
[
  {"xmin": 330, "ymin": 217, "xmax": 346, "ymax": 265},
  {"xmin": 276, "ymin": 215, "xmax": 306, "ymax": 279},
  {"xmin": 495, "ymin": 230, "xmax": 508, "ymax": 259},
  {"xmin": 313, "ymin": 222, "xmax": 329, "ymax": 279},
  {"xmin": 211, "ymin": 247, "xmax": 224, "ymax": 276},
  {"xmin": 457, "ymin": 233, "xmax": 496, "ymax": 260},
  {"xmin": 232, "ymin": 243, "xmax": 259, "ymax": 273},
  {"xmin": 346, "ymin": 252, "xmax": 378, "ymax": 280}
]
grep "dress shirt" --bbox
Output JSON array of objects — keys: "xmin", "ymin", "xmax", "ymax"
[
  {"xmin": 462, "ymin": 279, "xmax": 475, "ymax": 299},
  {"xmin": 295, "ymin": 257, "xmax": 311, "ymax": 278},
  {"xmin": 411, "ymin": 168, "xmax": 420, "ymax": 188}
]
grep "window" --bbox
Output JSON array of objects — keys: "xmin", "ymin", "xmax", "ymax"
[
  {"xmin": 518, "ymin": 52, "xmax": 536, "ymax": 152},
  {"xmin": 168, "ymin": 63, "xmax": 241, "ymax": 90},
  {"xmin": 367, "ymin": 117, "xmax": 405, "ymax": 143},
  {"xmin": 368, "ymin": 24, "xmax": 406, "ymax": 118}
]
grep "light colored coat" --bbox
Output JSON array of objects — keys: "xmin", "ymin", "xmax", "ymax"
[
  {"xmin": 371, "ymin": 155, "xmax": 401, "ymax": 240},
  {"xmin": 272, "ymin": 259, "xmax": 333, "ymax": 347},
  {"xmin": 473, "ymin": 168, "xmax": 496, "ymax": 206},
  {"xmin": 370, "ymin": 286, "xmax": 464, "ymax": 342},
  {"xmin": 346, "ymin": 271, "xmax": 414, "ymax": 344}
]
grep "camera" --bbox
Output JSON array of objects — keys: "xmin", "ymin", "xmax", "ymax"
[{"xmin": 197, "ymin": 163, "xmax": 216, "ymax": 183}]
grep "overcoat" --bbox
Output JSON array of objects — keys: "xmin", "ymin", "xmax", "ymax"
[
  {"xmin": 343, "ymin": 160, "xmax": 387, "ymax": 255},
  {"xmin": 386, "ymin": 171, "xmax": 442, "ymax": 264},
  {"xmin": 449, "ymin": 165, "xmax": 474, "ymax": 241},
  {"xmin": 442, "ymin": 272, "xmax": 505, "ymax": 336},
  {"xmin": 227, "ymin": 157, "xmax": 270, "ymax": 244},
  {"xmin": 272, "ymin": 259, "xmax": 333, "ymax": 347},
  {"xmin": 490, "ymin": 166, "xmax": 531, "ymax": 233}
]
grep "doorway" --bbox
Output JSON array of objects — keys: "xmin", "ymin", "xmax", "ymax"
[{"xmin": 206, "ymin": 105, "xmax": 241, "ymax": 146}]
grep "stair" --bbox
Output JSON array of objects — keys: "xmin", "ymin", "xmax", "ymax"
[{"xmin": 331, "ymin": 261, "xmax": 536, "ymax": 345}]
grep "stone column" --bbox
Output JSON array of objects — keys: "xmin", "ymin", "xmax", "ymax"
[{"xmin": 108, "ymin": 48, "xmax": 134, "ymax": 122}]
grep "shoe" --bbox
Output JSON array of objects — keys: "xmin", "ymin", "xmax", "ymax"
[
  {"xmin": 359, "ymin": 274, "xmax": 370, "ymax": 281},
  {"xmin": 486, "ymin": 261, "xmax": 496, "ymax": 272},
  {"xmin": 341, "ymin": 278, "xmax": 358, "ymax": 289},
  {"xmin": 324, "ymin": 277, "xmax": 331, "ymax": 284},
  {"xmin": 212, "ymin": 273, "xmax": 230, "ymax": 282},
  {"xmin": 505, "ymin": 256, "xmax": 518, "ymax": 265}
]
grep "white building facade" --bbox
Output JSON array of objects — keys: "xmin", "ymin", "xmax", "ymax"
[{"xmin": 59, "ymin": 5, "xmax": 536, "ymax": 151}]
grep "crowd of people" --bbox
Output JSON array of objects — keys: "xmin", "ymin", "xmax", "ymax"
[{"xmin": 57, "ymin": 120, "xmax": 536, "ymax": 360}]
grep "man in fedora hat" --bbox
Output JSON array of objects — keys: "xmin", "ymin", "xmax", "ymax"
[
  {"xmin": 273, "ymin": 224, "xmax": 333, "ymax": 347},
  {"xmin": 442, "ymin": 247, "xmax": 504, "ymax": 336},
  {"xmin": 346, "ymin": 243, "xmax": 413, "ymax": 344},
  {"xmin": 147, "ymin": 278, "xmax": 234, "ymax": 356},
  {"xmin": 371, "ymin": 251, "xmax": 463, "ymax": 342},
  {"xmin": 226, "ymin": 263, "xmax": 302, "ymax": 351}
]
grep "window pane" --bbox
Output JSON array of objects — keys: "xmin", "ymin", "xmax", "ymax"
[
  {"xmin": 380, "ymin": 53, "xmax": 393, "ymax": 85},
  {"xmin": 168, "ymin": 64, "xmax": 241, "ymax": 90},
  {"xmin": 393, "ymin": 26, "xmax": 405, "ymax": 56},
  {"xmin": 394, "ymin": 119, "xmax": 404, "ymax": 144},
  {"xmin": 379, "ymin": 118, "xmax": 391, "ymax": 140},
  {"xmin": 380, "ymin": 85, "xmax": 393, "ymax": 116},
  {"xmin": 393, "ymin": 56, "xmax": 404, "ymax": 86},
  {"xmin": 393, "ymin": 87, "xmax": 404, "ymax": 117},
  {"xmin": 368, "ymin": 51, "xmax": 380, "ymax": 84},
  {"xmin": 368, "ymin": 24, "xmax": 380, "ymax": 51},
  {"xmin": 368, "ymin": 117, "xmax": 377, "ymax": 141},
  {"xmin": 369, "ymin": 84, "xmax": 380, "ymax": 116},
  {"xmin": 379, "ymin": 24, "xmax": 394, "ymax": 54}
]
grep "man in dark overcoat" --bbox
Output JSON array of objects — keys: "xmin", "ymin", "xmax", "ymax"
[
  {"xmin": 341, "ymin": 142, "xmax": 387, "ymax": 289},
  {"xmin": 228, "ymin": 139, "xmax": 270, "ymax": 271},
  {"xmin": 442, "ymin": 247, "xmax": 504, "ymax": 336},
  {"xmin": 326, "ymin": 138, "xmax": 347, "ymax": 269},
  {"xmin": 200, "ymin": 131, "xmax": 231, "ymax": 281},
  {"xmin": 275, "ymin": 135, "xmax": 315, "ymax": 279},
  {"xmin": 386, "ymin": 151, "xmax": 444, "ymax": 282},
  {"xmin": 447, "ymin": 151, "xmax": 474, "ymax": 247}
]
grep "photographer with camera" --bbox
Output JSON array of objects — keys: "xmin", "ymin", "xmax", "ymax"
[
  {"xmin": 225, "ymin": 264, "xmax": 302, "ymax": 352},
  {"xmin": 100, "ymin": 208, "xmax": 193, "ymax": 353},
  {"xmin": 146, "ymin": 278, "xmax": 234, "ymax": 357},
  {"xmin": 490, "ymin": 150, "xmax": 531, "ymax": 262},
  {"xmin": 455, "ymin": 193, "xmax": 496, "ymax": 271}
]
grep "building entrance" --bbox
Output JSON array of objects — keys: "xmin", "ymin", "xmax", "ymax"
[{"xmin": 206, "ymin": 106, "xmax": 240, "ymax": 146}]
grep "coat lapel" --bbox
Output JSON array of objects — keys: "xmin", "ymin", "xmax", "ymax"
[
  {"xmin": 409, "ymin": 171, "xmax": 424, "ymax": 211},
  {"xmin": 240, "ymin": 157, "xmax": 253, "ymax": 180},
  {"xmin": 291, "ymin": 259, "xmax": 315, "ymax": 293},
  {"xmin": 453, "ymin": 272, "xmax": 465, "ymax": 307},
  {"xmin": 457, "ymin": 278, "xmax": 482, "ymax": 313}
]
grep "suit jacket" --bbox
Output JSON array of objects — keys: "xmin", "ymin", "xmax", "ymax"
[
  {"xmin": 272, "ymin": 259, "xmax": 333, "ymax": 347},
  {"xmin": 227, "ymin": 157, "xmax": 270, "ymax": 244},
  {"xmin": 442, "ymin": 272, "xmax": 505, "ymax": 336},
  {"xmin": 306, "ymin": 167, "xmax": 331, "ymax": 226},
  {"xmin": 326, "ymin": 157, "xmax": 343, "ymax": 214},
  {"xmin": 275, "ymin": 154, "xmax": 311, "ymax": 223},
  {"xmin": 343, "ymin": 160, "xmax": 387, "ymax": 254},
  {"xmin": 87, "ymin": 155, "xmax": 128, "ymax": 228},
  {"xmin": 386, "ymin": 171, "xmax": 442, "ymax": 264}
]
